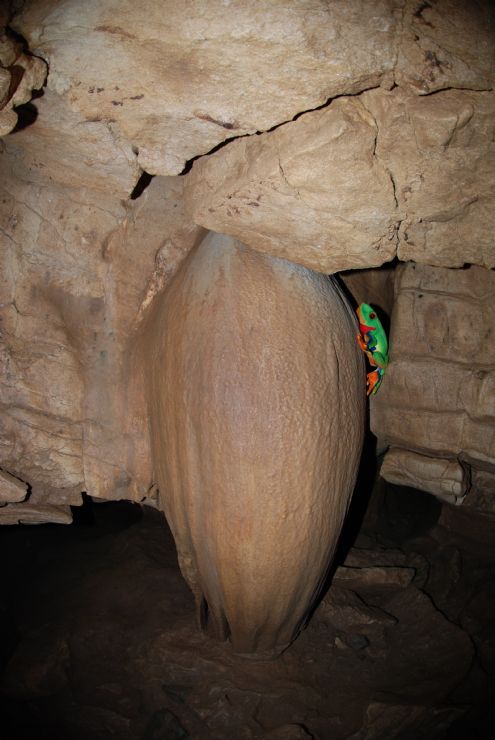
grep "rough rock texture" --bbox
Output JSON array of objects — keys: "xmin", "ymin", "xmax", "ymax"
[
  {"xmin": 0, "ymin": 468, "xmax": 28, "ymax": 502},
  {"xmin": 2, "ymin": 490, "xmax": 489, "ymax": 739},
  {"xmin": 11, "ymin": 0, "xmax": 402, "ymax": 175},
  {"xmin": 0, "ymin": 146, "xmax": 203, "ymax": 517},
  {"xmin": 373, "ymin": 263, "xmax": 495, "ymax": 506},
  {"xmin": 1, "ymin": 0, "xmax": 495, "ymax": 517},
  {"xmin": 185, "ymin": 87, "xmax": 495, "ymax": 273},
  {"xmin": 184, "ymin": 96, "xmax": 399, "ymax": 274},
  {"xmin": 0, "ymin": 23, "xmax": 47, "ymax": 136},
  {"xmin": 144, "ymin": 231, "xmax": 365, "ymax": 655},
  {"xmin": 362, "ymin": 87, "xmax": 495, "ymax": 269}
]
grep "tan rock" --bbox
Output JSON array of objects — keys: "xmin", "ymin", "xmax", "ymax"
[
  {"xmin": 380, "ymin": 448, "xmax": 468, "ymax": 502},
  {"xmin": 13, "ymin": 0, "xmax": 401, "ymax": 176},
  {"xmin": 185, "ymin": 96, "xmax": 399, "ymax": 274},
  {"xmin": 362, "ymin": 88, "xmax": 495, "ymax": 269},
  {"xmin": 0, "ymin": 469, "xmax": 28, "ymax": 503},
  {"xmin": 4, "ymin": 88, "xmax": 139, "ymax": 199},
  {"xmin": 0, "ymin": 502, "xmax": 72, "ymax": 525},
  {"xmin": 372, "ymin": 263, "xmax": 495, "ymax": 494},
  {"xmin": 145, "ymin": 231, "xmax": 365, "ymax": 655},
  {"xmin": 396, "ymin": 0, "xmax": 495, "ymax": 94},
  {"xmin": 0, "ymin": 30, "xmax": 47, "ymax": 136},
  {"xmin": 0, "ymin": 149, "xmax": 202, "ymax": 504}
]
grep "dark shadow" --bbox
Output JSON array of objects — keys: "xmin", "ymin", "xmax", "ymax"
[
  {"xmin": 129, "ymin": 171, "xmax": 154, "ymax": 200},
  {"xmin": 10, "ymin": 101, "xmax": 39, "ymax": 133}
]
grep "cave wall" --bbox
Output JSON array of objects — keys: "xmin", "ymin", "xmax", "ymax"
[{"xmin": 0, "ymin": 0, "xmax": 494, "ymax": 523}]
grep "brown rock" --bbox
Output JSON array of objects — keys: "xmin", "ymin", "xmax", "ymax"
[
  {"xmin": 396, "ymin": 0, "xmax": 495, "ymax": 94},
  {"xmin": 380, "ymin": 448, "xmax": 468, "ymax": 504},
  {"xmin": 372, "ymin": 263, "xmax": 495, "ymax": 483},
  {"xmin": 0, "ymin": 469, "xmax": 28, "ymax": 502},
  {"xmin": 0, "ymin": 30, "xmax": 47, "ymax": 136},
  {"xmin": 350, "ymin": 701, "xmax": 464, "ymax": 740},
  {"xmin": 362, "ymin": 88, "xmax": 495, "ymax": 269},
  {"xmin": 144, "ymin": 231, "xmax": 365, "ymax": 655},
  {"xmin": 333, "ymin": 566, "xmax": 416, "ymax": 591},
  {"xmin": 185, "ymin": 96, "xmax": 398, "ymax": 274},
  {"xmin": 0, "ymin": 502, "xmax": 72, "ymax": 524},
  {"xmin": 12, "ymin": 0, "xmax": 401, "ymax": 175},
  {"xmin": 0, "ymin": 150, "xmax": 202, "ymax": 507}
]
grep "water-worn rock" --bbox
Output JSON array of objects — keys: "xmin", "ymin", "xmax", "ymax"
[
  {"xmin": 380, "ymin": 448, "xmax": 468, "ymax": 504},
  {"xmin": 0, "ymin": 27, "xmax": 47, "ymax": 136},
  {"xmin": 374, "ymin": 263, "xmax": 495, "ymax": 502},
  {"xmin": 0, "ymin": 151, "xmax": 202, "ymax": 509},
  {"xmin": 145, "ymin": 231, "xmax": 365, "ymax": 655},
  {"xmin": 0, "ymin": 469, "xmax": 28, "ymax": 502}
]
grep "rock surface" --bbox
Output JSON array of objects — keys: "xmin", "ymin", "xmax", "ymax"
[
  {"xmin": 11, "ymin": 0, "xmax": 402, "ymax": 175},
  {"xmin": 380, "ymin": 448, "xmax": 468, "ymax": 504},
  {"xmin": 1, "ymin": 495, "xmax": 488, "ymax": 739},
  {"xmin": 0, "ymin": 149, "xmax": 203, "ymax": 513},
  {"xmin": 144, "ymin": 231, "xmax": 365, "ymax": 655},
  {"xmin": 0, "ymin": 24, "xmax": 47, "ymax": 136},
  {"xmin": 374, "ymin": 263, "xmax": 495, "ymax": 504},
  {"xmin": 185, "ymin": 87, "xmax": 495, "ymax": 273}
]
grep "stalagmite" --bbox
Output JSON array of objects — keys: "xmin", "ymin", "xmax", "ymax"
[{"xmin": 145, "ymin": 231, "xmax": 365, "ymax": 656}]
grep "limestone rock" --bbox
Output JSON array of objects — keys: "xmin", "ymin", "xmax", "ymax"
[
  {"xmin": 0, "ymin": 469, "xmax": 28, "ymax": 502},
  {"xmin": 380, "ymin": 448, "xmax": 468, "ymax": 504},
  {"xmin": 333, "ymin": 565, "xmax": 416, "ymax": 591},
  {"xmin": 145, "ymin": 231, "xmax": 365, "ymax": 655},
  {"xmin": 396, "ymin": 0, "xmax": 495, "ymax": 95},
  {"xmin": 350, "ymin": 701, "xmax": 464, "ymax": 740},
  {"xmin": 317, "ymin": 587, "xmax": 397, "ymax": 631},
  {"xmin": 0, "ymin": 502, "xmax": 72, "ymax": 524},
  {"xmin": 0, "ymin": 30, "xmax": 47, "ymax": 136},
  {"xmin": 185, "ymin": 96, "xmax": 399, "ymax": 274},
  {"xmin": 0, "ymin": 149, "xmax": 203, "ymax": 506},
  {"xmin": 372, "ymin": 264, "xmax": 495, "ymax": 489},
  {"xmin": 12, "ymin": 0, "xmax": 401, "ymax": 176},
  {"xmin": 4, "ymin": 88, "xmax": 139, "ymax": 199},
  {"xmin": 464, "ymin": 469, "xmax": 495, "ymax": 517},
  {"xmin": 362, "ymin": 88, "xmax": 495, "ymax": 269}
]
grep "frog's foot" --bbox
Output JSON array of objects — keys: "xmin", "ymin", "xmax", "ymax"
[
  {"xmin": 356, "ymin": 333, "xmax": 368, "ymax": 352},
  {"xmin": 366, "ymin": 369, "xmax": 383, "ymax": 396}
]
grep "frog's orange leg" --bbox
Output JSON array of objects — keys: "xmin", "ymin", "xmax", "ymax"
[{"xmin": 366, "ymin": 369, "xmax": 382, "ymax": 396}]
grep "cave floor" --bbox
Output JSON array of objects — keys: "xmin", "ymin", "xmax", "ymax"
[{"xmin": 0, "ymin": 482, "xmax": 494, "ymax": 740}]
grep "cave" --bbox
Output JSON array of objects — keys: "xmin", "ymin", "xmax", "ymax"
[{"xmin": 0, "ymin": 1, "xmax": 494, "ymax": 738}]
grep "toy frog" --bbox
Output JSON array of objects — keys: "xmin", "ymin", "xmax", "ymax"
[{"xmin": 356, "ymin": 303, "xmax": 389, "ymax": 396}]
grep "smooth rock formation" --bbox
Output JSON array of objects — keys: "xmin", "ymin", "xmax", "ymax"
[
  {"xmin": 373, "ymin": 263, "xmax": 495, "ymax": 505},
  {"xmin": 144, "ymin": 231, "xmax": 365, "ymax": 655},
  {"xmin": 0, "ymin": 148, "xmax": 203, "ymax": 516},
  {"xmin": 381, "ymin": 448, "xmax": 468, "ymax": 505}
]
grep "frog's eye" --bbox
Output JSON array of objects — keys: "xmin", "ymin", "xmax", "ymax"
[{"xmin": 369, "ymin": 312, "xmax": 376, "ymax": 319}]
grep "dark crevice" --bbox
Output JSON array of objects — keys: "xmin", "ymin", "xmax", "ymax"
[
  {"xmin": 129, "ymin": 171, "xmax": 154, "ymax": 200},
  {"xmin": 179, "ymin": 82, "xmax": 384, "ymax": 175}
]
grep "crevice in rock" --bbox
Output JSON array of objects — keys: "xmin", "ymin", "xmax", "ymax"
[
  {"xmin": 179, "ymin": 83, "xmax": 385, "ymax": 175},
  {"xmin": 129, "ymin": 171, "xmax": 154, "ymax": 200}
]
